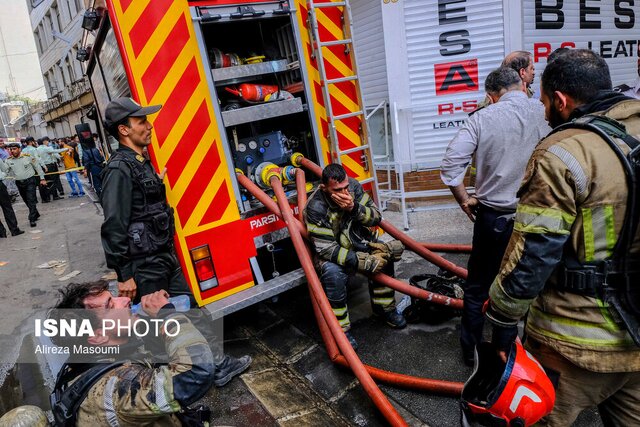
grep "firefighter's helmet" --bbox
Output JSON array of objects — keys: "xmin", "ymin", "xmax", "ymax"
[
  {"xmin": 0, "ymin": 405, "xmax": 49, "ymax": 427},
  {"xmin": 461, "ymin": 341, "xmax": 556, "ymax": 427}
]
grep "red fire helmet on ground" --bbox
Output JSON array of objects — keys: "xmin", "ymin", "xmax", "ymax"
[{"xmin": 461, "ymin": 341, "xmax": 556, "ymax": 427}]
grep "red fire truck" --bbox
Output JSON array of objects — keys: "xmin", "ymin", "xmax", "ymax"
[{"xmin": 82, "ymin": 0, "xmax": 376, "ymax": 316}]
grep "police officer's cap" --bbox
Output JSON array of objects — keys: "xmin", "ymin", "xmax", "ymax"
[
  {"xmin": 104, "ymin": 97, "xmax": 162, "ymax": 127},
  {"xmin": 5, "ymin": 142, "xmax": 20, "ymax": 148}
]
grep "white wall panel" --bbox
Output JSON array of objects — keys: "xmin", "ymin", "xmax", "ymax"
[{"xmin": 403, "ymin": 0, "xmax": 505, "ymax": 168}]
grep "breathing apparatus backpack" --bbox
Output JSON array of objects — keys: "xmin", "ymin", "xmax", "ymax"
[
  {"xmin": 552, "ymin": 113, "xmax": 640, "ymax": 346},
  {"xmin": 50, "ymin": 362, "xmax": 124, "ymax": 427},
  {"xmin": 403, "ymin": 269, "xmax": 464, "ymax": 324}
]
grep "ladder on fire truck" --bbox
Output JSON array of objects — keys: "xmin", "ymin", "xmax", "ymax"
[{"xmin": 306, "ymin": 0, "xmax": 380, "ymax": 196}]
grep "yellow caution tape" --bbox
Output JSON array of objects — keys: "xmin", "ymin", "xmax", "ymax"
[
  {"xmin": 45, "ymin": 166, "xmax": 85, "ymax": 176},
  {"xmin": 2, "ymin": 166, "xmax": 86, "ymax": 180}
]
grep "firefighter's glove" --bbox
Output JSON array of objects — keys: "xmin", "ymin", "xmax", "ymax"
[
  {"xmin": 485, "ymin": 300, "xmax": 519, "ymax": 353},
  {"xmin": 369, "ymin": 241, "xmax": 404, "ymax": 262},
  {"xmin": 368, "ymin": 242, "xmax": 392, "ymax": 260},
  {"xmin": 485, "ymin": 300, "xmax": 519, "ymax": 328},
  {"xmin": 384, "ymin": 240, "xmax": 404, "ymax": 261},
  {"xmin": 356, "ymin": 251, "xmax": 388, "ymax": 274}
]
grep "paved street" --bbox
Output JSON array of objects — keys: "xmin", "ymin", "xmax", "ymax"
[{"xmin": 0, "ymin": 186, "xmax": 602, "ymax": 425}]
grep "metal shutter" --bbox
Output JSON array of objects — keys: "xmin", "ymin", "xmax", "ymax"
[
  {"xmin": 404, "ymin": 0, "xmax": 505, "ymax": 168},
  {"xmin": 351, "ymin": 0, "xmax": 389, "ymax": 107}
]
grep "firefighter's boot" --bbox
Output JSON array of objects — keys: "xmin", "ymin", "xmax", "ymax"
[
  {"xmin": 330, "ymin": 301, "xmax": 358, "ymax": 350},
  {"xmin": 370, "ymin": 282, "xmax": 406, "ymax": 329},
  {"xmin": 378, "ymin": 309, "xmax": 407, "ymax": 329},
  {"xmin": 213, "ymin": 354, "xmax": 252, "ymax": 387},
  {"xmin": 344, "ymin": 330, "xmax": 358, "ymax": 352}
]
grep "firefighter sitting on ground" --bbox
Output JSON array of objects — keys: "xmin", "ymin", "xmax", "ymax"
[
  {"xmin": 304, "ymin": 163, "xmax": 406, "ymax": 350},
  {"xmin": 49, "ymin": 281, "xmax": 215, "ymax": 426}
]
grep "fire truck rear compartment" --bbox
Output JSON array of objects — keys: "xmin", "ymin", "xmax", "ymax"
[
  {"xmin": 255, "ymin": 238, "xmax": 302, "ymax": 282},
  {"xmin": 198, "ymin": 9, "xmax": 320, "ymax": 213}
]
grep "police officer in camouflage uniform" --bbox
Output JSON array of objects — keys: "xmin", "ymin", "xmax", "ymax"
[
  {"xmin": 304, "ymin": 163, "xmax": 406, "ymax": 350},
  {"xmin": 50, "ymin": 281, "xmax": 215, "ymax": 426},
  {"xmin": 486, "ymin": 49, "xmax": 640, "ymax": 425},
  {"xmin": 0, "ymin": 142, "xmax": 46, "ymax": 227},
  {"xmin": 101, "ymin": 97, "xmax": 250, "ymax": 387}
]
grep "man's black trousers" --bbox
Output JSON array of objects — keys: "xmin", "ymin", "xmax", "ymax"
[
  {"xmin": 45, "ymin": 163, "xmax": 62, "ymax": 198},
  {"xmin": 15, "ymin": 177, "xmax": 40, "ymax": 222},
  {"xmin": 461, "ymin": 204, "xmax": 514, "ymax": 354},
  {"xmin": 0, "ymin": 180, "xmax": 19, "ymax": 235}
]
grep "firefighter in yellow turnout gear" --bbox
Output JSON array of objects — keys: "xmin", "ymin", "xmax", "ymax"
[
  {"xmin": 304, "ymin": 164, "xmax": 406, "ymax": 350},
  {"xmin": 485, "ymin": 49, "xmax": 640, "ymax": 425}
]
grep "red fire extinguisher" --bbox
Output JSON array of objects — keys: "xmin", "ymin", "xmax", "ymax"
[{"xmin": 225, "ymin": 84, "xmax": 279, "ymax": 102}]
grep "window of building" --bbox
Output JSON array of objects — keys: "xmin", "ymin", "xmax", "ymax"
[
  {"xmin": 45, "ymin": 13, "xmax": 54, "ymax": 38},
  {"xmin": 72, "ymin": 45, "xmax": 83, "ymax": 78},
  {"xmin": 34, "ymin": 28, "xmax": 43, "ymax": 55},
  {"xmin": 45, "ymin": 71, "xmax": 57, "ymax": 96},
  {"xmin": 65, "ymin": 0, "xmax": 73, "ymax": 20},
  {"xmin": 59, "ymin": 62, "xmax": 67, "ymax": 87},
  {"xmin": 66, "ymin": 56, "xmax": 75, "ymax": 83},
  {"xmin": 43, "ymin": 72, "xmax": 50, "ymax": 95},
  {"xmin": 38, "ymin": 23, "xmax": 49, "ymax": 48},
  {"xmin": 52, "ymin": 2, "xmax": 62, "ymax": 33}
]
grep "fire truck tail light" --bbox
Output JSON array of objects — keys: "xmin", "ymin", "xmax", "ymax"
[
  {"xmin": 195, "ymin": 258, "xmax": 215, "ymax": 282},
  {"xmin": 190, "ymin": 245, "xmax": 210, "ymax": 261},
  {"xmin": 190, "ymin": 245, "xmax": 218, "ymax": 291}
]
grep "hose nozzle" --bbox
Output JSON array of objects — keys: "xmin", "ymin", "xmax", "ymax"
[
  {"xmin": 282, "ymin": 165, "xmax": 297, "ymax": 185},
  {"xmin": 255, "ymin": 162, "xmax": 281, "ymax": 188},
  {"xmin": 290, "ymin": 152, "xmax": 305, "ymax": 168}
]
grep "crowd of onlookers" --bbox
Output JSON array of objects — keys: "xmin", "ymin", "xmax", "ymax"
[{"xmin": 0, "ymin": 133, "xmax": 105, "ymax": 236}]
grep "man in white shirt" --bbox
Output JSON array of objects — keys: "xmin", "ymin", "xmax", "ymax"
[{"xmin": 440, "ymin": 67, "xmax": 551, "ymax": 366}]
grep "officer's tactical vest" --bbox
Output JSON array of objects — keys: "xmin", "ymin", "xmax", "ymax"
[
  {"xmin": 109, "ymin": 152, "xmax": 174, "ymax": 258},
  {"xmin": 552, "ymin": 114, "xmax": 640, "ymax": 345}
]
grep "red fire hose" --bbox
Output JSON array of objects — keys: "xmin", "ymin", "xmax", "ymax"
[
  {"xmin": 310, "ymin": 286, "xmax": 463, "ymax": 395},
  {"xmin": 236, "ymin": 171, "xmax": 464, "ymax": 398},
  {"xmin": 270, "ymin": 175, "xmax": 409, "ymax": 427},
  {"xmin": 380, "ymin": 220, "xmax": 468, "ymax": 280},
  {"xmin": 294, "ymin": 156, "xmax": 468, "ymax": 280},
  {"xmin": 296, "ymin": 155, "xmax": 323, "ymax": 177},
  {"xmin": 421, "ymin": 243, "xmax": 472, "ymax": 253},
  {"xmin": 236, "ymin": 172, "xmax": 308, "ymax": 239},
  {"xmin": 295, "ymin": 168, "xmax": 307, "ymax": 224},
  {"xmin": 372, "ymin": 273, "xmax": 464, "ymax": 310}
]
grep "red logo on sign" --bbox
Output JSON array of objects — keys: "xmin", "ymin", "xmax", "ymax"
[{"xmin": 434, "ymin": 59, "xmax": 478, "ymax": 96}]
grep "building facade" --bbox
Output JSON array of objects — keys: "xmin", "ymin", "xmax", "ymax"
[
  {"xmin": 0, "ymin": 99, "xmax": 28, "ymax": 138},
  {"xmin": 350, "ymin": 0, "xmax": 640, "ymax": 225},
  {"xmin": 27, "ymin": 0, "xmax": 95, "ymax": 138}
]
